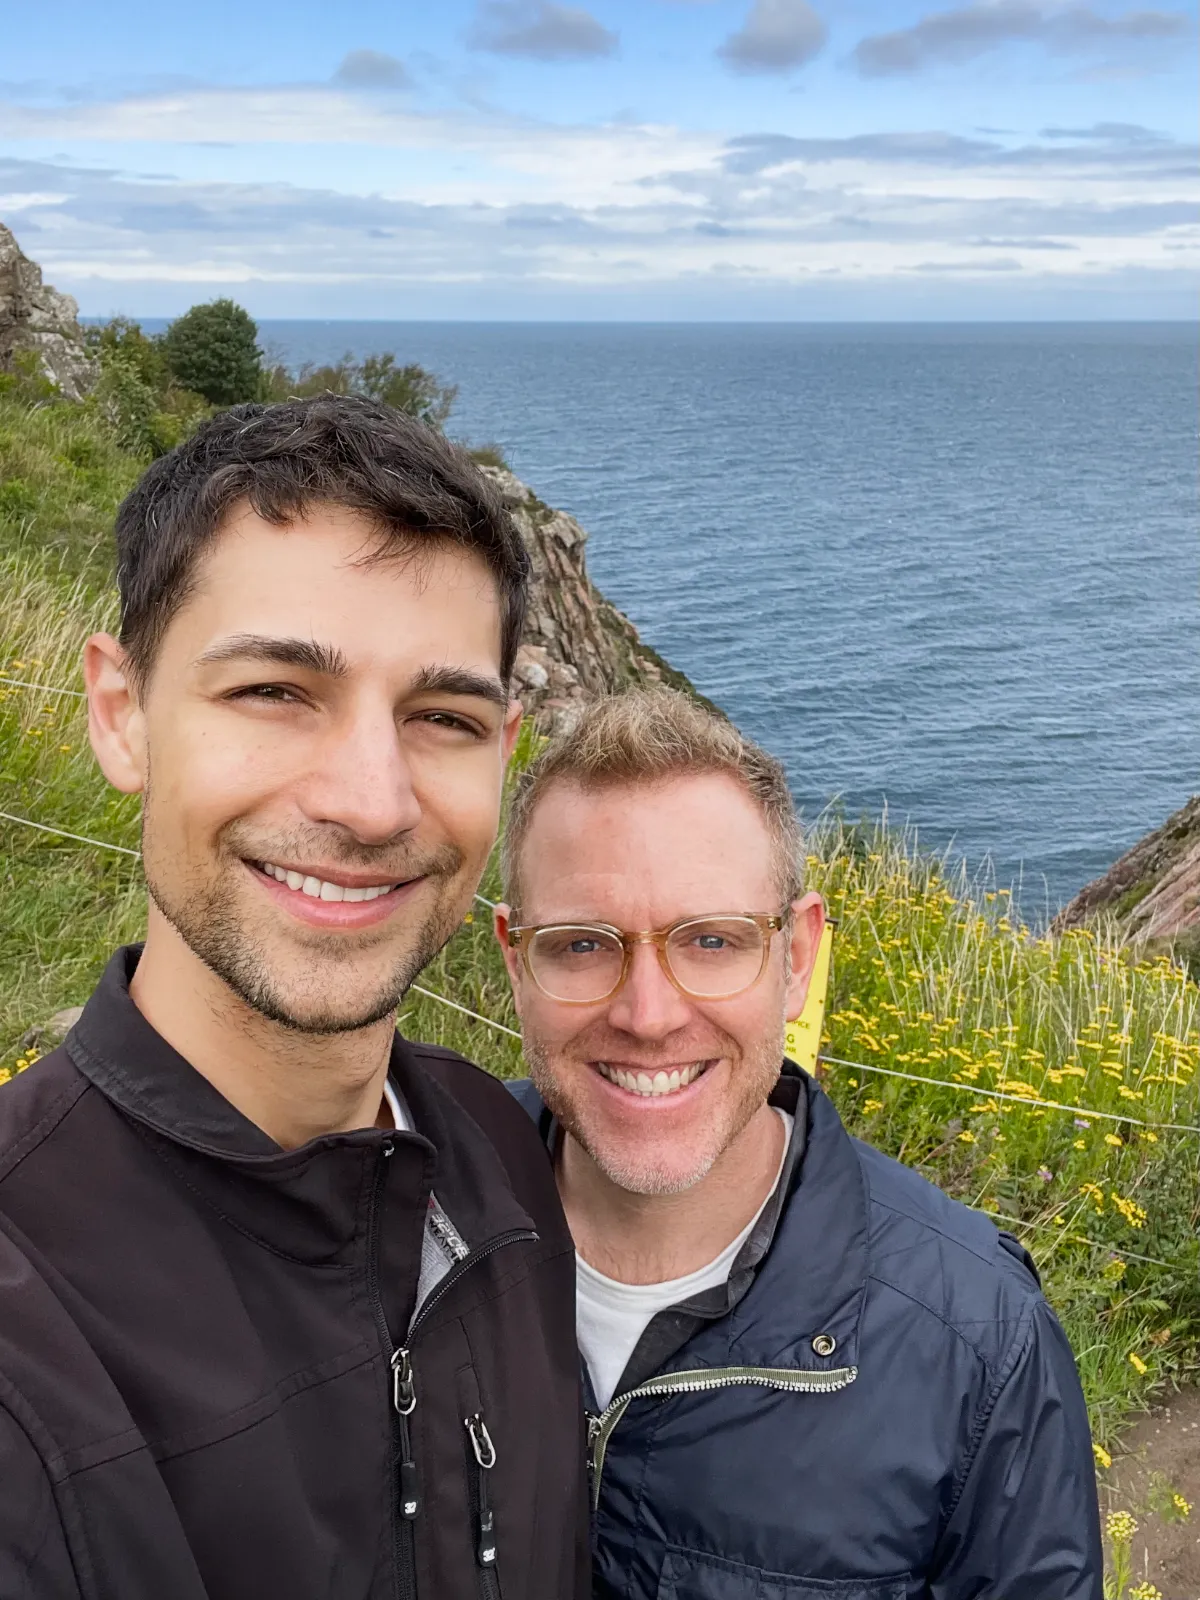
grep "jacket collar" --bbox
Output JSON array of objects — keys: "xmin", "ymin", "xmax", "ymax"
[
  {"xmin": 66, "ymin": 946, "xmax": 535, "ymax": 1253},
  {"xmin": 516, "ymin": 1061, "xmax": 870, "ymax": 1378}
]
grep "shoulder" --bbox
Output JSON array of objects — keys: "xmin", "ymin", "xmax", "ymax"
[
  {"xmin": 403, "ymin": 1046, "xmax": 558, "ymax": 1211},
  {"xmin": 852, "ymin": 1134, "xmax": 1044, "ymax": 1363},
  {"xmin": 0, "ymin": 1048, "xmax": 90, "ymax": 1189},
  {"xmin": 405, "ymin": 1042, "xmax": 533, "ymax": 1136}
]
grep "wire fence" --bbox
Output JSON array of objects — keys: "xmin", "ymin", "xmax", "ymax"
[{"xmin": 2, "ymin": 670, "xmax": 1198, "ymax": 1154}]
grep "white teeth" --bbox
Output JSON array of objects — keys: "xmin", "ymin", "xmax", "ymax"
[
  {"xmin": 261, "ymin": 864, "xmax": 396, "ymax": 903},
  {"xmin": 596, "ymin": 1062, "xmax": 708, "ymax": 1098}
]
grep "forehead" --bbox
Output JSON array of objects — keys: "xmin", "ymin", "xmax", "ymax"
[
  {"xmin": 162, "ymin": 503, "xmax": 503, "ymax": 672},
  {"xmin": 517, "ymin": 772, "xmax": 778, "ymax": 923}
]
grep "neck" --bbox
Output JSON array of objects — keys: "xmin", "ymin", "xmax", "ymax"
[
  {"xmin": 560, "ymin": 1102, "xmax": 785, "ymax": 1284},
  {"xmin": 129, "ymin": 910, "xmax": 395, "ymax": 1150}
]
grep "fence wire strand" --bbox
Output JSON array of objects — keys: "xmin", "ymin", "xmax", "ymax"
[{"xmin": 2, "ymin": 801, "xmax": 1196, "ymax": 1136}]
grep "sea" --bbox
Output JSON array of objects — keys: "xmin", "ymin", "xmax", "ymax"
[{"xmin": 253, "ymin": 321, "xmax": 1198, "ymax": 918}]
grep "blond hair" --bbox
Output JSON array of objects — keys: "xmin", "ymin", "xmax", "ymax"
[{"xmin": 501, "ymin": 688, "xmax": 803, "ymax": 911}]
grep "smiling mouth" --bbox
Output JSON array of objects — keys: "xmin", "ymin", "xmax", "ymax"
[
  {"xmin": 594, "ymin": 1060, "xmax": 713, "ymax": 1099},
  {"xmin": 255, "ymin": 861, "xmax": 409, "ymax": 904}
]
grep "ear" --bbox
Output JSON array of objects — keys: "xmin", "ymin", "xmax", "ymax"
[
  {"xmin": 784, "ymin": 892, "xmax": 825, "ymax": 1021},
  {"xmin": 501, "ymin": 700, "xmax": 523, "ymax": 765},
  {"xmin": 493, "ymin": 902, "xmax": 525, "ymax": 1016},
  {"xmin": 84, "ymin": 633, "xmax": 147, "ymax": 795}
]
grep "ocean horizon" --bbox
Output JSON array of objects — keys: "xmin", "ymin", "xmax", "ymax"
[{"xmin": 140, "ymin": 318, "xmax": 1198, "ymax": 917}]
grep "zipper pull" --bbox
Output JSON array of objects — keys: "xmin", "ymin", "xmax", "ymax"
[
  {"xmin": 585, "ymin": 1412, "xmax": 600, "ymax": 1476},
  {"xmin": 465, "ymin": 1413, "xmax": 497, "ymax": 1568},
  {"xmin": 391, "ymin": 1348, "xmax": 420, "ymax": 1519}
]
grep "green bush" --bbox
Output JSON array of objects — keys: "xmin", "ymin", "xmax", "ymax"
[
  {"xmin": 263, "ymin": 351, "xmax": 457, "ymax": 427},
  {"xmin": 163, "ymin": 299, "xmax": 263, "ymax": 407}
]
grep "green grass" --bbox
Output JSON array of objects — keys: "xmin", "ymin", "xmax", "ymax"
[{"xmin": 2, "ymin": 386, "xmax": 1199, "ymax": 1511}]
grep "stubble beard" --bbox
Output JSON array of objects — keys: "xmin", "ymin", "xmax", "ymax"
[
  {"xmin": 143, "ymin": 813, "xmax": 466, "ymax": 1035},
  {"xmin": 524, "ymin": 1023, "xmax": 785, "ymax": 1197}
]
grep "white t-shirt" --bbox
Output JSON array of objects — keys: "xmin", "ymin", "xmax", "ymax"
[
  {"xmin": 381, "ymin": 1078, "xmax": 414, "ymax": 1133},
  {"xmin": 576, "ymin": 1108, "xmax": 794, "ymax": 1410}
]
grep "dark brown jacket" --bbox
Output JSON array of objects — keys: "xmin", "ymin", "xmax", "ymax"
[{"xmin": 0, "ymin": 948, "xmax": 588, "ymax": 1599}]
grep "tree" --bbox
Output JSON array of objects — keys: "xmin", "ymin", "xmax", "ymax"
[
  {"xmin": 261, "ymin": 350, "xmax": 457, "ymax": 429},
  {"xmin": 356, "ymin": 353, "xmax": 457, "ymax": 428},
  {"xmin": 163, "ymin": 299, "xmax": 262, "ymax": 407}
]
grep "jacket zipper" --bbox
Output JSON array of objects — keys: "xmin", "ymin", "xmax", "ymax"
[
  {"xmin": 364, "ymin": 1139, "xmax": 414, "ymax": 1600},
  {"xmin": 586, "ymin": 1363, "xmax": 858, "ymax": 1507},
  {"xmin": 380, "ymin": 1223, "xmax": 538, "ymax": 1600},
  {"xmin": 464, "ymin": 1412, "xmax": 502, "ymax": 1600}
]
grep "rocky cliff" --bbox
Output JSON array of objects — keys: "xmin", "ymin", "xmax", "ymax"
[
  {"xmin": 482, "ymin": 465, "xmax": 696, "ymax": 728},
  {"xmin": 0, "ymin": 223, "xmax": 96, "ymax": 399},
  {"xmin": 1055, "ymin": 795, "xmax": 1200, "ymax": 968}
]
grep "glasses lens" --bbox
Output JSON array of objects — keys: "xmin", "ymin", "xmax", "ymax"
[
  {"xmin": 665, "ymin": 917, "xmax": 767, "ymax": 998},
  {"xmin": 527, "ymin": 926, "xmax": 625, "ymax": 1002}
]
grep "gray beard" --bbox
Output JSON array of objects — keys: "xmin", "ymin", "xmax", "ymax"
[{"xmin": 523, "ymin": 1026, "xmax": 784, "ymax": 1197}]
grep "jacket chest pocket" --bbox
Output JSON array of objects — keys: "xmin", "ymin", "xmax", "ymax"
[{"xmin": 657, "ymin": 1546, "xmax": 910, "ymax": 1600}]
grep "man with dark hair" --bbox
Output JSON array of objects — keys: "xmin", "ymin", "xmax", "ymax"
[
  {"xmin": 498, "ymin": 688, "xmax": 1102, "ymax": 1599},
  {"xmin": 0, "ymin": 397, "xmax": 588, "ymax": 1598}
]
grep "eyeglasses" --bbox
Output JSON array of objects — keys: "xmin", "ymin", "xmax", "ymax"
[{"xmin": 507, "ymin": 913, "xmax": 786, "ymax": 1005}]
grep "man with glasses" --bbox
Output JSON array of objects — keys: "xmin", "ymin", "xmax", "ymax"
[{"xmin": 496, "ymin": 688, "xmax": 1102, "ymax": 1598}]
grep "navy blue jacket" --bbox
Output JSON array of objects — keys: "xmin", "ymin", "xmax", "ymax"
[{"xmin": 510, "ymin": 1065, "xmax": 1102, "ymax": 1599}]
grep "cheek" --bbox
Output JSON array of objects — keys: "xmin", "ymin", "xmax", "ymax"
[
  {"xmin": 412, "ymin": 761, "xmax": 503, "ymax": 853},
  {"xmin": 148, "ymin": 715, "xmax": 292, "ymax": 829}
]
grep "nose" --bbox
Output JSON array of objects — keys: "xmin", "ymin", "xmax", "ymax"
[
  {"xmin": 603, "ymin": 941, "xmax": 695, "ymax": 1042},
  {"xmin": 301, "ymin": 697, "xmax": 422, "ymax": 846}
]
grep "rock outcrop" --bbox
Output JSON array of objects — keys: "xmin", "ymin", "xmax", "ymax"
[
  {"xmin": 481, "ymin": 466, "xmax": 696, "ymax": 729},
  {"xmin": 0, "ymin": 223, "xmax": 96, "ymax": 399},
  {"xmin": 1055, "ymin": 796, "xmax": 1200, "ymax": 967}
]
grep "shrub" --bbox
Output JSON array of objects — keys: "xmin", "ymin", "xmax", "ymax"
[
  {"xmin": 263, "ymin": 351, "xmax": 456, "ymax": 428},
  {"xmin": 163, "ymin": 299, "xmax": 263, "ymax": 407}
]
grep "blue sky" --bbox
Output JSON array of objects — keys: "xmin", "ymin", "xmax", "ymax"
[{"xmin": 2, "ymin": 0, "xmax": 1197, "ymax": 318}]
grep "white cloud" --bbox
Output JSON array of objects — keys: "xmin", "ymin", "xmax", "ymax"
[
  {"xmin": 854, "ymin": 2, "xmax": 1191, "ymax": 76},
  {"xmin": 0, "ymin": 91, "xmax": 1194, "ymax": 306},
  {"xmin": 331, "ymin": 51, "xmax": 411, "ymax": 90},
  {"xmin": 467, "ymin": 1, "xmax": 619, "ymax": 60},
  {"xmin": 718, "ymin": 0, "xmax": 828, "ymax": 74}
]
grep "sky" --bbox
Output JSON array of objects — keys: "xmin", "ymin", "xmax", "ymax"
[{"xmin": 1, "ymin": 0, "xmax": 1197, "ymax": 319}]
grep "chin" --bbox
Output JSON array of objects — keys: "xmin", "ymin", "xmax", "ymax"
[{"xmin": 586, "ymin": 1134, "xmax": 718, "ymax": 1198}]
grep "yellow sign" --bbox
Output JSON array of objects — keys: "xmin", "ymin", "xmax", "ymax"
[{"xmin": 783, "ymin": 919, "xmax": 834, "ymax": 1074}]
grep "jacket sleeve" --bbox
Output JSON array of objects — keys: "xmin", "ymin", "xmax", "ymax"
[
  {"xmin": 929, "ymin": 1297, "xmax": 1103, "ymax": 1599},
  {"xmin": 0, "ymin": 1405, "xmax": 81, "ymax": 1599}
]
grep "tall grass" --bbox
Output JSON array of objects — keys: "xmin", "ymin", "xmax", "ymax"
[{"xmin": 2, "ymin": 387, "xmax": 1198, "ymax": 1481}]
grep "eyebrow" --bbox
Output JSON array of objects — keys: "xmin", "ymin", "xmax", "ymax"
[
  {"xmin": 192, "ymin": 637, "xmax": 509, "ymax": 708},
  {"xmin": 193, "ymin": 636, "xmax": 349, "ymax": 677},
  {"xmin": 410, "ymin": 663, "xmax": 509, "ymax": 709}
]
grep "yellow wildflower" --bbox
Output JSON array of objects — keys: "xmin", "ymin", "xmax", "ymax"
[
  {"xmin": 1092, "ymin": 1442, "xmax": 1112, "ymax": 1469},
  {"xmin": 862, "ymin": 1099, "xmax": 884, "ymax": 1114},
  {"xmin": 1128, "ymin": 1352, "xmax": 1148, "ymax": 1376},
  {"xmin": 957, "ymin": 1130, "xmax": 976, "ymax": 1144},
  {"xmin": 1110, "ymin": 1194, "xmax": 1147, "ymax": 1229},
  {"xmin": 1106, "ymin": 1509, "xmax": 1137, "ymax": 1543},
  {"xmin": 1129, "ymin": 1585, "xmax": 1162, "ymax": 1600},
  {"xmin": 1173, "ymin": 1493, "xmax": 1191, "ymax": 1518},
  {"xmin": 1104, "ymin": 1133, "xmax": 1123, "ymax": 1148}
]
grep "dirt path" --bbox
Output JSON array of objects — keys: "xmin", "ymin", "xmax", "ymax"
[{"xmin": 1102, "ymin": 1388, "xmax": 1200, "ymax": 1597}]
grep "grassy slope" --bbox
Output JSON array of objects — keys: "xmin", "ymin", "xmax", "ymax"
[{"xmin": 3, "ymin": 390, "xmax": 1199, "ymax": 1477}]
